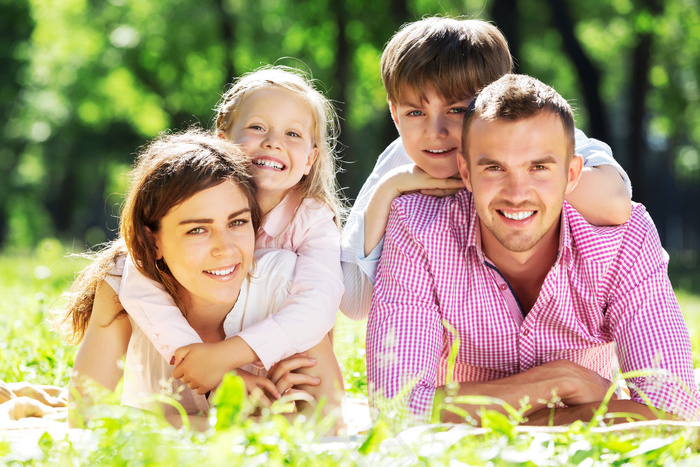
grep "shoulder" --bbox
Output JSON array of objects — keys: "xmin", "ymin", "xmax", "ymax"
[
  {"xmin": 251, "ymin": 249, "xmax": 297, "ymax": 289},
  {"xmin": 389, "ymin": 189, "xmax": 471, "ymax": 237},
  {"xmin": 566, "ymin": 202, "xmax": 661, "ymax": 263},
  {"xmin": 297, "ymin": 197, "xmax": 335, "ymax": 219}
]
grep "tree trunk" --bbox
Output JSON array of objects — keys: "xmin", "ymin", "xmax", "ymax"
[
  {"xmin": 490, "ymin": 0, "xmax": 520, "ymax": 72},
  {"xmin": 546, "ymin": 0, "xmax": 610, "ymax": 144}
]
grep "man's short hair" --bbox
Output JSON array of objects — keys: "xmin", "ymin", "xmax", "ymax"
[
  {"xmin": 462, "ymin": 74, "xmax": 576, "ymax": 159},
  {"xmin": 381, "ymin": 17, "xmax": 513, "ymax": 105}
]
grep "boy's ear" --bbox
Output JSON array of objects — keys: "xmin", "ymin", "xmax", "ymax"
[
  {"xmin": 144, "ymin": 226, "xmax": 162, "ymax": 260},
  {"xmin": 389, "ymin": 102, "xmax": 400, "ymax": 129}
]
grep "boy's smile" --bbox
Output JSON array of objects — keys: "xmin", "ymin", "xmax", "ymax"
[{"xmin": 390, "ymin": 86, "xmax": 473, "ymax": 179}]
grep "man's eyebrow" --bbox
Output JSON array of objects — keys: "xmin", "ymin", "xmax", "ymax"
[
  {"xmin": 178, "ymin": 208, "xmax": 251, "ymax": 225},
  {"xmin": 475, "ymin": 155, "xmax": 559, "ymax": 166}
]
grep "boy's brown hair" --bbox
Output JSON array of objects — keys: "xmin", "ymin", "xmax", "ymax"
[{"xmin": 381, "ymin": 17, "xmax": 513, "ymax": 105}]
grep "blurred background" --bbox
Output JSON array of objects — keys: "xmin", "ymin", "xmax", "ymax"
[{"xmin": 1, "ymin": 0, "xmax": 698, "ymax": 276}]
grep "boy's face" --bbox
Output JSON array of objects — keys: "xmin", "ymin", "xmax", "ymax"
[{"xmin": 390, "ymin": 86, "xmax": 473, "ymax": 179}]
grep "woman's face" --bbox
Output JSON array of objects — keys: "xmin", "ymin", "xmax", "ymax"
[{"xmin": 153, "ymin": 180, "xmax": 255, "ymax": 313}]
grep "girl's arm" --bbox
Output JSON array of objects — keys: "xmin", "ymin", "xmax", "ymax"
[
  {"xmin": 236, "ymin": 200, "xmax": 343, "ymax": 370},
  {"xmin": 69, "ymin": 280, "xmax": 131, "ymax": 403},
  {"xmin": 571, "ymin": 129, "xmax": 632, "ymax": 225}
]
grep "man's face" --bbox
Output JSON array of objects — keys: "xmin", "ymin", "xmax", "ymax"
[
  {"xmin": 458, "ymin": 111, "xmax": 582, "ymax": 258},
  {"xmin": 390, "ymin": 86, "xmax": 473, "ymax": 179}
]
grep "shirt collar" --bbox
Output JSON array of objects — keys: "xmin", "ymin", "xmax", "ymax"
[{"xmin": 260, "ymin": 192, "xmax": 300, "ymax": 238}]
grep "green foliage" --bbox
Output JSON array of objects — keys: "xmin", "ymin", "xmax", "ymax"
[{"xmin": 3, "ymin": 246, "xmax": 700, "ymax": 464}]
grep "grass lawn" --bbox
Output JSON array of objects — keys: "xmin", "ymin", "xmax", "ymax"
[{"xmin": 1, "ymin": 239, "xmax": 700, "ymax": 465}]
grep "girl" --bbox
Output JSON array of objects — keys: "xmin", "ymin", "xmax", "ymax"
[
  {"xmin": 118, "ymin": 67, "xmax": 346, "ymax": 397},
  {"xmin": 63, "ymin": 130, "xmax": 343, "ymax": 429}
]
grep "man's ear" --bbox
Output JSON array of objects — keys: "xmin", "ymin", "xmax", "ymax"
[
  {"xmin": 144, "ymin": 226, "xmax": 162, "ymax": 260},
  {"xmin": 457, "ymin": 152, "xmax": 473, "ymax": 192},
  {"xmin": 565, "ymin": 154, "xmax": 584, "ymax": 195},
  {"xmin": 389, "ymin": 102, "xmax": 400, "ymax": 130}
]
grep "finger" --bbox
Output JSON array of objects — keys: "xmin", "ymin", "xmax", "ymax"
[
  {"xmin": 277, "ymin": 389, "xmax": 315, "ymax": 405},
  {"xmin": 275, "ymin": 373, "xmax": 321, "ymax": 395},
  {"xmin": 268, "ymin": 358, "xmax": 317, "ymax": 384},
  {"xmin": 256, "ymin": 377, "xmax": 281, "ymax": 400},
  {"xmin": 250, "ymin": 388, "xmax": 272, "ymax": 408}
]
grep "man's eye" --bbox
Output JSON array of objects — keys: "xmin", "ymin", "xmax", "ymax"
[{"xmin": 533, "ymin": 165, "xmax": 547, "ymax": 171}]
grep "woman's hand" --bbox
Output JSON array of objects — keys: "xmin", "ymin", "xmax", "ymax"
[{"xmin": 266, "ymin": 353, "xmax": 319, "ymax": 402}]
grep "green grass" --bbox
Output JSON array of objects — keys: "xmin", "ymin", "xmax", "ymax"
[{"xmin": 2, "ymin": 239, "xmax": 700, "ymax": 465}]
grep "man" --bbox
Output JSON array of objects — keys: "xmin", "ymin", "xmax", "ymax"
[{"xmin": 367, "ymin": 74, "xmax": 699, "ymax": 425}]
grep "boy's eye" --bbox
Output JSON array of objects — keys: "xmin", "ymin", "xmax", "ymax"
[
  {"xmin": 407, "ymin": 110, "xmax": 424, "ymax": 117},
  {"xmin": 448, "ymin": 107, "xmax": 467, "ymax": 114}
]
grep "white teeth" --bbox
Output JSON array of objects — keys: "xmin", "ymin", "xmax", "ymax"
[
  {"xmin": 426, "ymin": 148, "xmax": 452, "ymax": 154},
  {"xmin": 206, "ymin": 266, "xmax": 236, "ymax": 276},
  {"xmin": 252, "ymin": 159, "xmax": 284, "ymax": 170},
  {"xmin": 502, "ymin": 211, "xmax": 535, "ymax": 220}
]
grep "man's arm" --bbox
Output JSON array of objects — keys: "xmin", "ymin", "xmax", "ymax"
[
  {"xmin": 366, "ymin": 199, "xmax": 446, "ymax": 423},
  {"xmin": 437, "ymin": 360, "xmax": 616, "ymax": 424},
  {"xmin": 606, "ymin": 206, "xmax": 700, "ymax": 420}
]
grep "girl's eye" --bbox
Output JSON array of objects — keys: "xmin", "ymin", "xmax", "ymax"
[
  {"xmin": 286, "ymin": 131, "xmax": 301, "ymax": 137},
  {"xmin": 187, "ymin": 227, "xmax": 205, "ymax": 235},
  {"xmin": 249, "ymin": 125, "xmax": 264, "ymax": 131}
]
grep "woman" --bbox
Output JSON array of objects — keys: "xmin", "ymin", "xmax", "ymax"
[{"xmin": 61, "ymin": 129, "xmax": 343, "ymax": 429}]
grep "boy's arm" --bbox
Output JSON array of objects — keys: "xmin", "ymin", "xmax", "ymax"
[
  {"xmin": 340, "ymin": 138, "xmax": 411, "ymax": 320},
  {"xmin": 363, "ymin": 164, "xmax": 464, "ymax": 256},
  {"xmin": 565, "ymin": 165, "xmax": 632, "ymax": 226},
  {"xmin": 570, "ymin": 129, "xmax": 632, "ymax": 225}
]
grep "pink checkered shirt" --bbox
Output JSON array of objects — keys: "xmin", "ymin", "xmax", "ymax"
[{"xmin": 367, "ymin": 189, "xmax": 700, "ymax": 422}]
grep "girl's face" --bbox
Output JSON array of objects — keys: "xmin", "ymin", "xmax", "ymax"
[
  {"xmin": 153, "ymin": 181, "xmax": 255, "ymax": 314},
  {"xmin": 228, "ymin": 87, "xmax": 318, "ymax": 207}
]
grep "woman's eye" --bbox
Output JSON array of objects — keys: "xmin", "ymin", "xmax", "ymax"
[
  {"xmin": 187, "ymin": 227, "xmax": 205, "ymax": 235},
  {"xmin": 230, "ymin": 219, "xmax": 249, "ymax": 228}
]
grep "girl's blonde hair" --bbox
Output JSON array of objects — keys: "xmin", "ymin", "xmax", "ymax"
[
  {"xmin": 59, "ymin": 129, "xmax": 259, "ymax": 343},
  {"xmin": 215, "ymin": 66, "xmax": 345, "ymax": 226}
]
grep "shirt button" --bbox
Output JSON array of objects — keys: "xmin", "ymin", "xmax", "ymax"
[
  {"xmin": 499, "ymin": 283, "xmax": 507, "ymax": 291},
  {"xmin": 523, "ymin": 329, "xmax": 530, "ymax": 336},
  {"xmin": 151, "ymin": 333, "xmax": 159, "ymax": 340},
  {"xmin": 161, "ymin": 345, "xmax": 169, "ymax": 352}
]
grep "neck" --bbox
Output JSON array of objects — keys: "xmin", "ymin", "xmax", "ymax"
[
  {"xmin": 481, "ymin": 220, "xmax": 561, "ymax": 313},
  {"xmin": 258, "ymin": 189, "xmax": 289, "ymax": 216},
  {"xmin": 183, "ymin": 300, "xmax": 232, "ymax": 343}
]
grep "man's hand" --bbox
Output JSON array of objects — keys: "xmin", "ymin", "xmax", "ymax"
[{"xmin": 172, "ymin": 342, "xmax": 229, "ymax": 394}]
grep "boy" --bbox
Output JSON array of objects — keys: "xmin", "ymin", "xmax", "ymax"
[{"xmin": 339, "ymin": 17, "xmax": 632, "ymax": 320}]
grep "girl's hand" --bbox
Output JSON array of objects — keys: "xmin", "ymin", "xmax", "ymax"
[
  {"xmin": 0, "ymin": 396, "xmax": 57, "ymax": 420},
  {"xmin": 267, "ymin": 352, "xmax": 320, "ymax": 396},
  {"xmin": 234, "ymin": 369, "xmax": 281, "ymax": 407},
  {"xmin": 172, "ymin": 342, "xmax": 229, "ymax": 394}
]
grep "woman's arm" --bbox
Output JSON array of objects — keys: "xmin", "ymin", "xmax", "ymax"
[{"xmin": 69, "ymin": 281, "xmax": 131, "ymax": 419}]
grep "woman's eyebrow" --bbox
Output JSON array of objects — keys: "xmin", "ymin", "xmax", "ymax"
[{"xmin": 178, "ymin": 208, "xmax": 251, "ymax": 225}]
